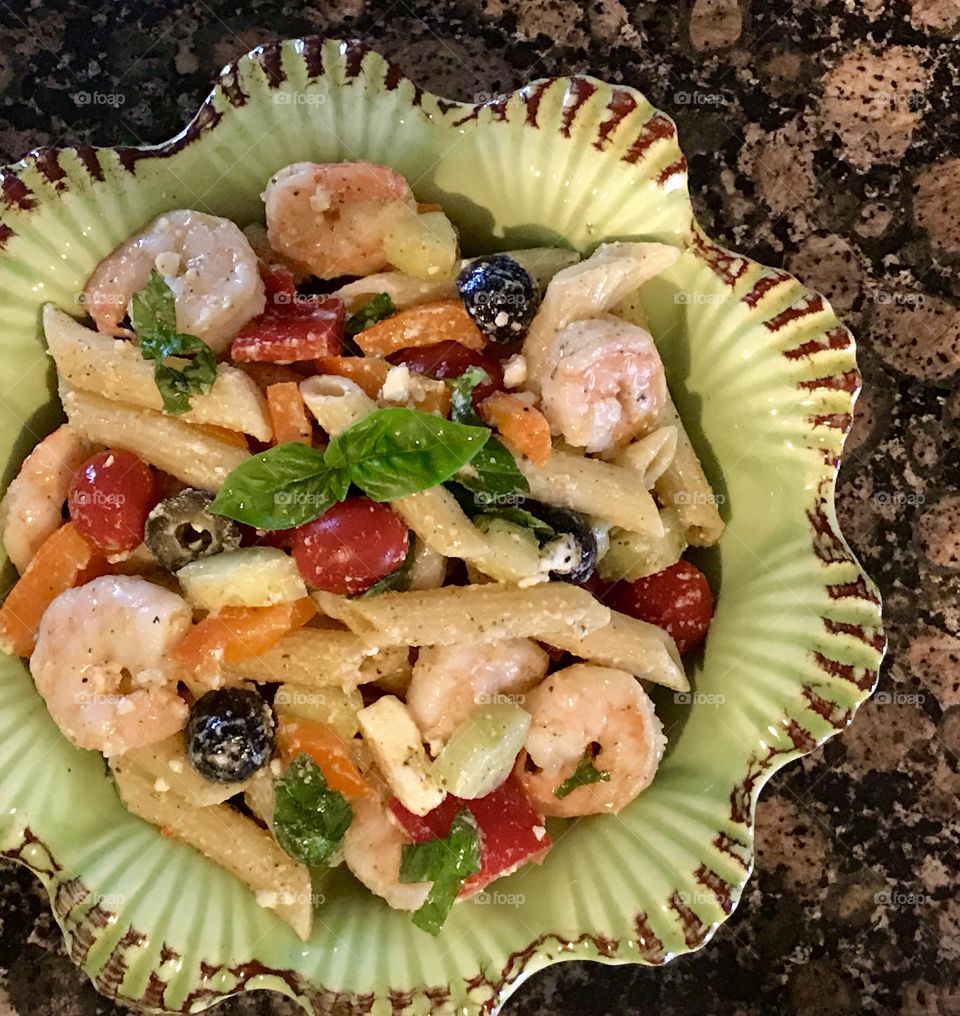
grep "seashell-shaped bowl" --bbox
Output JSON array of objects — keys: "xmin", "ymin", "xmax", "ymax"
[{"xmin": 0, "ymin": 37, "xmax": 884, "ymax": 1015}]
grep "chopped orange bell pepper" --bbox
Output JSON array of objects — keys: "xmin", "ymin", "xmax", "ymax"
[
  {"xmin": 266, "ymin": 382, "xmax": 313, "ymax": 446},
  {"xmin": 479, "ymin": 392, "xmax": 553, "ymax": 466},
  {"xmin": 278, "ymin": 717, "xmax": 370, "ymax": 798},
  {"xmin": 173, "ymin": 597, "xmax": 316, "ymax": 680},
  {"xmin": 314, "ymin": 356, "xmax": 389, "ymax": 399},
  {"xmin": 353, "ymin": 300, "xmax": 485, "ymax": 357},
  {"xmin": 0, "ymin": 522, "xmax": 107, "ymax": 657}
]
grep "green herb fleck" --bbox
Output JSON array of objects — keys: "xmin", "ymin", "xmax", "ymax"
[
  {"xmin": 554, "ymin": 753, "xmax": 611, "ymax": 800},
  {"xmin": 130, "ymin": 272, "xmax": 217, "ymax": 415}
]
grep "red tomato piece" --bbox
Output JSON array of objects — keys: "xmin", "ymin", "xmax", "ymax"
[
  {"xmin": 67, "ymin": 450, "xmax": 157, "ymax": 555},
  {"xmin": 231, "ymin": 296, "xmax": 345, "ymax": 363},
  {"xmin": 606, "ymin": 560, "xmax": 715, "ymax": 655},
  {"xmin": 390, "ymin": 775, "xmax": 552, "ymax": 896},
  {"xmin": 259, "ymin": 263, "xmax": 297, "ymax": 307},
  {"xmin": 387, "ymin": 340, "xmax": 504, "ymax": 405},
  {"xmin": 290, "ymin": 496, "xmax": 409, "ymax": 595}
]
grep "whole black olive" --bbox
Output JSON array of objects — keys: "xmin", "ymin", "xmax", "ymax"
[
  {"xmin": 185, "ymin": 688, "xmax": 275, "ymax": 783},
  {"xmin": 456, "ymin": 254, "xmax": 540, "ymax": 343},
  {"xmin": 521, "ymin": 500, "xmax": 598, "ymax": 585}
]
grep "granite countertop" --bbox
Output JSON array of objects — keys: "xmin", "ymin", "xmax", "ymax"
[{"xmin": 0, "ymin": 1, "xmax": 957, "ymax": 1013}]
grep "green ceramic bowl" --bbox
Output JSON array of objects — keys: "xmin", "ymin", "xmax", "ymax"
[{"xmin": 0, "ymin": 37, "xmax": 884, "ymax": 1015}]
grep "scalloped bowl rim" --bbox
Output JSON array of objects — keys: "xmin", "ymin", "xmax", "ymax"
[{"xmin": 0, "ymin": 35, "xmax": 885, "ymax": 1016}]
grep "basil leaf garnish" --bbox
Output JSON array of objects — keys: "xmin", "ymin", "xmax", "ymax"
[
  {"xmin": 274, "ymin": 754, "xmax": 353, "ymax": 866},
  {"xmin": 210, "ymin": 443, "xmax": 349, "ymax": 530},
  {"xmin": 399, "ymin": 809, "xmax": 480, "ymax": 935},
  {"xmin": 211, "ymin": 409, "xmax": 490, "ymax": 529},
  {"xmin": 344, "ymin": 292, "xmax": 396, "ymax": 337},
  {"xmin": 554, "ymin": 753, "xmax": 611, "ymax": 800},
  {"xmin": 445, "ymin": 369, "xmax": 529, "ymax": 500},
  {"xmin": 131, "ymin": 272, "xmax": 217, "ymax": 415},
  {"xmin": 325, "ymin": 408, "xmax": 490, "ymax": 502}
]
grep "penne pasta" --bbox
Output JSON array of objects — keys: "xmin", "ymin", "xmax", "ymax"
[
  {"xmin": 220, "ymin": 627, "xmax": 386, "ymax": 688},
  {"xmin": 542, "ymin": 610, "xmax": 688, "ymax": 692},
  {"xmin": 612, "ymin": 426, "xmax": 678, "ymax": 488},
  {"xmin": 60, "ymin": 383, "xmax": 250, "ymax": 490},
  {"xmin": 312, "ymin": 584, "xmax": 610, "ymax": 646},
  {"xmin": 111, "ymin": 758, "xmax": 312, "ymax": 939},
  {"xmin": 116, "ymin": 735, "xmax": 250, "ymax": 806},
  {"xmin": 598, "ymin": 506, "xmax": 687, "ymax": 582},
  {"xmin": 653, "ymin": 394, "xmax": 725, "ymax": 547},
  {"xmin": 611, "ymin": 288, "xmax": 725, "ymax": 547},
  {"xmin": 244, "ymin": 771, "xmax": 277, "ymax": 830},
  {"xmin": 516, "ymin": 447, "xmax": 663, "ymax": 536},
  {"xmin": 44, "ymin": 306, "xmax": 273, "ymax": 441},
  {"xmin": 300, "ymin": 375, "xmax": 373, "ymax": 435}
]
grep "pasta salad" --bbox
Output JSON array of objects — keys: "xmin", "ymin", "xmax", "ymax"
[{"xmin": 0, "ymin": 161, "xmax": 723, "ymax": 938}]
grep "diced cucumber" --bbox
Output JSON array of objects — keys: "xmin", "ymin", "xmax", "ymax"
[
  {"xmin": 383, "ymin": 207, "xmax": 459, "ymax": 280},
  {"xmin": 431, "ymin": 703, "xmax": 531, "ymax": 800},
  {"xmin": 176, "ymin": 547, "xmax": 306, "ymax": 610},
  {"xmin": 472, "ymin": 517, "xmax": 542, "ymax": 583},
  {"xmin": 597, "ymin": 507, "xmax": 686, "ymax": 581}
]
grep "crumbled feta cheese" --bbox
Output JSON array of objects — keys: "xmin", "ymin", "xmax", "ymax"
[
  {"xmin": 512, "ymin": 390, "xmax": 537, "ymax": 406},
  {"xmin": 270, "ymin": 758, "xmax": 284, "ymax": 777},
  {"xmin": 538, "ymin": 534, "xmax": 579, "ymax": 575},
  {"xmin": 533, "ymin": 825, "xmax": 547, "ymax": 841},
  {"xmin": 153, "ymin": 778, "xmax": 170, "ymax": 793},
  {"xmin": 502, "ymin": 353, "xmax": 528, "ymax": 388},
  {"xmin": 380, "ymin": 364, "xmax": 411, "ymax": 403},
  {"xmin": 255, "ymin": 890, "xmax": 279, "ymax": 909},
  {"xmin": 154, "ymin": 251, "xmax": 182, "ymax": 277},
  {"xmin": 168, "ymin": 759, "xmax": 184, "ymax": 774},
  {"xmin": 494, "ymin": 310, "xmax": 510, "ymax": 328}
]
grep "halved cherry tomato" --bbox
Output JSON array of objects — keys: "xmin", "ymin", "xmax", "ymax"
[
  {"xmin": 290, "ymin": 496, "xmax": 410, "ymax": 595},
  {"xmin": 606, "ymin": 560, "xmax": 714, "ymax": 655},
  {"xmin": 67, "ymin": 450, "xmax": 156, "ymax": 555},
  {"xmin": 390, "ymin": 775, "xmax": 551, "ymax": 895},
  {"xmin": 230, "ymin": 296, "xmax": 345, "ymax": 363},
  {"xmin": 388, "ymin": 340, "xmax": 503, "ymax": 405},
  {"xmin": 277, "ymin": 717, "xmax": 370, "ymax": 798}
]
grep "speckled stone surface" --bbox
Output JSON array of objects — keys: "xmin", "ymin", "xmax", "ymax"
[{"xmin": 0, "ymin": 1, "xmax": 956, "ymax": 1014}]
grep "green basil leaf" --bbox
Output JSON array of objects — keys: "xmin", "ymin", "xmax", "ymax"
[
  {"xmin": 399, "ymin": 809, "xmax": 480, "ymax": 935},
  {"xmin": 359, "ymin": 538, "xmax": 417, "ymax": 598},
  {"xmin": 209, "ymin": 442, "xmax": 349, "ymax": 529},
  {"xmin": 131, "ymin": 272, "xmax": 217, "ymax": 415},
  {"xmin": 345, "ymin": 293, "xmax": 396, "ymax": 337},
  {"xmin": 446, "ymin": 367, "xmax": 489, "ymax": 425},
  {"xmin": 326, "ymin": 408, "xmax": 490, "ymax": 502},
  {"xmin": 445, "ymin": 370, "xmax": 529, "ymax": 500},
  {"xmin": 476, "ymin": 507, "xmax": 556, "ymax": 542},
  {"xmin": 455, "ymin": 437, "xmax": 530, "ymax": 500},
  {"xmin": 554, "ymin": 753, "xmax": 611, "ymax": 800},
  {"xmin": 130, "ymin": 270, "xmax": 178, "ymax": 336},
  {"xmin": 274, "ymin": 754, "xmax": 353, "ymax": 866}
]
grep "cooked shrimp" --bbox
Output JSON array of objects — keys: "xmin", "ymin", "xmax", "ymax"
[
  {"xmin": 518, "ymin": 664, "xmax": 665, "ymax": 817},
  {"xmin": 0, "ymin": 426, "xmax": 93, "ymax": 573},
  {"xmin": 29, "ymin": 575, "xmax": 192, "ymax": 756},
  {"xmin": 406, "ymin": 638, "xmax": 549, "ymax": 751},
  {"xmin": 83, "ymin": 210, "xmax": 265, "ymax": 354},
  {"xmin": 343, "ymin": 794, "xmax": 431, "ymax": 911},
  {"xmin": 263, "ymin": 162, "xmax": 415, "ymax": 280},
  {"xmin": 538, "ymin": 317, "xmax": 667, "ymax": 454}
]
